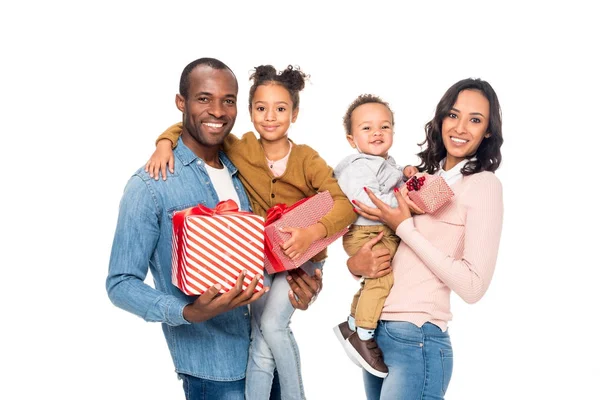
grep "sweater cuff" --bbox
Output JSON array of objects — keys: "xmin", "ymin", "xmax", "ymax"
[
  {"xmin": 395, "ymin": 217, "xmax": 415, "ymax": 239},
  {"xmin": 318, "ymin": 218, "xmax": 334, "ymax": 238}
]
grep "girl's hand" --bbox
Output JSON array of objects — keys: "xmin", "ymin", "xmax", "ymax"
[
  {"xmin": 145, "ymin": 139, "xmax": 175, "ymax": 181},
  {"xmin": 280, "ymin": 223, "xmax": 326, "ymax": 261},
  {"xmin": 353, "ymin": 187, "xmax": 412, "ymax": 232}
]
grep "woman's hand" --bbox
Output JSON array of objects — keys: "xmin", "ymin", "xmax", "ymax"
[
  {"xmin": 145, "ymin": 139, "xmax": 175, "ymax": 180},
  {"xmin": 399, "ymin": 183, "xmax": 425, "ymax": 215},
  {"xmin": 353, "ymin": 187, "xmax": 413, "ymax": 232}
]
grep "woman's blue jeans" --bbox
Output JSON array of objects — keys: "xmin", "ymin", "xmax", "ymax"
[
  {"xmin": 363, "ymin": 321, "xmax": 453, "ymax": 400},
  {"xmin": 245, "ymin": 260, "xmax": 324, "ymax": 400}
]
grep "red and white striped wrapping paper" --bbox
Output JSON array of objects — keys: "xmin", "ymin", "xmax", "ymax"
[
  {"xmin": 171, "ymin": 200, "xmax": 265, "ymax": 295},
  {"xmin": 263, "ymin": 191, "xmax": 348, "ymax": 275}
]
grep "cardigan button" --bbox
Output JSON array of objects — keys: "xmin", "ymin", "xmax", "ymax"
[
  {"xmin": 272, "ymin": 179, "xmax": 276, "ymax": 183},
  {"xmin": 271, "ymin": 193, "xmax": 275, "ymax": 198}
]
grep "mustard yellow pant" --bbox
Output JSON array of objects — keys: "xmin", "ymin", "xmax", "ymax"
[{"xmin": 342, "ymin": 225, "xmax": 399, "ymax": 330}]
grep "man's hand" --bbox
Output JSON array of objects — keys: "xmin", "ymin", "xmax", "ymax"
[
  {"xmin": 182, "ymin": 271, "xmax": 268, "ymax": 323},
  {"xmin": 346, "ymin": 231, "xmax": 393, "ymax": 279},
  {"xmin": 286, "ymin": 268, "xmax": 323, "ymax": 310}
]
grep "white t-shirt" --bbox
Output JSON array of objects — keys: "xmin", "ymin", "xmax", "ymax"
[{"xmin": 204, "ymin": 163, "xmax": 241, "ymax": 206}]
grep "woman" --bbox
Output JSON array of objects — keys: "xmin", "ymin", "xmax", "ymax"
[{"xmin": 349, "ymin": 78, "xmax": 504, "ymax": 399}]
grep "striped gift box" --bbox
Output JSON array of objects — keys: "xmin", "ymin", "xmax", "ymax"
[{"xmin": 171, "ymin": 200, "xmax": 265, "ymax": 295}]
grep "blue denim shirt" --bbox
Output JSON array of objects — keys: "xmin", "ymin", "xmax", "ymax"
[{"xmin": 107, "ymin": 138, "xmax": 252, "ymax": 381}]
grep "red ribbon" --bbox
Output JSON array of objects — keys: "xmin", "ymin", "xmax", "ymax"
[
  {"xmin": 172, "ymin": 200, "xmax": 250, "ymax": 288},
  {"xmin": 263, "ymin": 196, "xmax": 313, "ymax": 273}
]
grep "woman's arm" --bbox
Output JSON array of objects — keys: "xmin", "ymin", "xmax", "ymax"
[
  {"xmin": 353, "ymin": 174, "xmax": 503, "ymax": 303},
  {"xmin": 396, "ymin": 174, "xmax": 503, "ymax": 303}
]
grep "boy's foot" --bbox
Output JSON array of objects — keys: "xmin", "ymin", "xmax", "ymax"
[
  {"xmin": 333, "ymin": 321, "xmax": 361, "ymax": 367},
  {"xmin": 347, "ymin": 332, "xmax": 389, "ymax": 378}
]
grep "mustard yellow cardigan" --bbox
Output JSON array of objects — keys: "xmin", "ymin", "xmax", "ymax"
[{"xmin": 158, "ymin": 123, "xmax": 356, "ymax": 261}]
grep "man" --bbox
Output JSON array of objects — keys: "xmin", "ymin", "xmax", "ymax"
[{"xmin": 107, "ymin": 58, "xmax": 322, "ymax": 400}]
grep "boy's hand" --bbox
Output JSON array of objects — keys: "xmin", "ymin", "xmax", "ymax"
[
  {"xmin": 403, "ymin": 165, "xmax": 418, "ymax": 178},
  {"xmin": 280, "ymin": 223, "xmax": 326, "ymax": 261},
  {"xmin": 145, "ymin": 139, "xmax": 175, "ymax": 181}
]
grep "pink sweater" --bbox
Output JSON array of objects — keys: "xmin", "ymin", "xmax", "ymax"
[{"xmin": 381, "ymin": 171, "xmax": 503, "ymax": 331}]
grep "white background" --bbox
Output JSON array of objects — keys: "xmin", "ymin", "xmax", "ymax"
[{"xmin": 2, "ymin": 1, "xmax": 599, "ymax": 399}]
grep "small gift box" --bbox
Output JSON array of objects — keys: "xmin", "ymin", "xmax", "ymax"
[
  {"xmin": 406, "ymin": 174, "xmax": 454, "ymax": 214},
  {"xmin": 171, "ymin": 199, "xmax": 265, "ymax": 295},
  {"xmin": 264, "ymin": 191, "xmax": 348, "ymax": 275}
]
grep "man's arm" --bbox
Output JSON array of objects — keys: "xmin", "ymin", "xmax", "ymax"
[
  {"xmin": 106, "ymin": 176, "xmax": 190, "ymax": 326},
  {"xmin": 107, "ymin": 176, "xmax": 269, "ymax": 325}
]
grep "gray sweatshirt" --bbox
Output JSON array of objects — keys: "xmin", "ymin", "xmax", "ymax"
[{"xmin": 334, "ymin": 153, "xmax": 405, "ymax": 226}]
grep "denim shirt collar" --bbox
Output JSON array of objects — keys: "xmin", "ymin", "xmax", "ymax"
[{"xmin": 174, "ymin": 137, "xmax": 239, "ymax": 177}]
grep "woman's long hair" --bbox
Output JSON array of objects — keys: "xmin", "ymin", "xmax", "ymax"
[{"xmin": 417, "ymin": 78, "xmax": 503, "ymax": 175}]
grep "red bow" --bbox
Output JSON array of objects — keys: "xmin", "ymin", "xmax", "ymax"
[{"xmin": 407, "ymin": 176, "xmax": 426, "ymax": 191}]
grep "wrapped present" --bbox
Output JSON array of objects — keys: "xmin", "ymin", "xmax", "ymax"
[
  {"xmin": 406, "ymin": 174, "xmax": 454, "ymax": 214},
  {"xmin": 171, "ymin": 199, "xmax": 265, "ymax": 295},
  {"xmin": 264, "ymin": 191, "xmax": 348, "ymax": 274}
]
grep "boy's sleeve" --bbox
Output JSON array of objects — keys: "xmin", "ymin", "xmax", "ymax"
[{"xmin": 156, "ymin": 122, "xmax": 183, "ymax": 149}]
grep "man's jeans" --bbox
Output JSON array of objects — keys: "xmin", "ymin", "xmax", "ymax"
[
  {"xmin": 181, "ymin": 375, "xmax": 245, "ymax": 400},
  {"xmin": 180, "ymin": 372, "xmax": 281, "ymax": 400}
]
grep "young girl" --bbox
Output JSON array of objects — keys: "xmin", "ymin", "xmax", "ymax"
[{"xmin": 146, "ymin": 65, "xmax": 355, "ymax": 400}]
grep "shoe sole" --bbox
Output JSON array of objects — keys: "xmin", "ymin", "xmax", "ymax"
[
  {"xmin": 345, "ymin": 340, "xmax": 389, "ymax": 379},
  {"xmin": 333, "ymin": 326, "xmax": 361, "ymax": 368}
]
